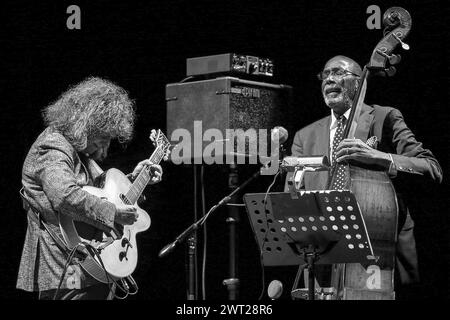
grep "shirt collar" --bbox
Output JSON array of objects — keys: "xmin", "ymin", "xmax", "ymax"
[{"xmin": 330, "ymin": 108, "xmax": 351, "ymax": 130}]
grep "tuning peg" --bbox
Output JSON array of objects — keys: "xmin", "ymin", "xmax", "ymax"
[
  {"xmin": 149, "ymin": 129, "xmax": 158, "ymax": 143},
  {"xmin": 372, "ymin": 71, "xmax": 387, "ymax": 78},
  {"xmin": 376, "ymin": 49, "xmax": 402, "ymax": 66},
  {"xmin": 384, "ymin": 66, "xmax": 397, "ymax": 77},
  {"xmin": 372, "ymin": 70, "xmax": 388, "ymax": 78},
  {"xmin": 374, "ymin": 66, "xmax": 396, "ymax": 78},
  {"xmin": 388, "ymin": 54, "xmax": 401, "ymax": 65},
  {"xmin": 393, "ymin": 33, "xmax": 410, "ymax": 50}
]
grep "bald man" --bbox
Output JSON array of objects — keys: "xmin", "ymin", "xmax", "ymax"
[{"xmin": 285, "ymin": 56, "xmax": 442, "ymax": 299}]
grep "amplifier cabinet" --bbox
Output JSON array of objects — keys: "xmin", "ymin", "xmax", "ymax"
[{"xmin": 166, "ymin": 76, "xmax": 292, "ymax": 163}]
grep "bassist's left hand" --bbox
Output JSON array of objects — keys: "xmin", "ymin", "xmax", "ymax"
[{"xmin": 130, "ymin": 160, "xmax": 163, "ymax": 185}]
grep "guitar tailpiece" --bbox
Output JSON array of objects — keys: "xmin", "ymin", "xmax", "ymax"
[
  {"xmin": 112, "ymin": 276, "xmax": 138, "ymax": 299},
  {"xmin": 124, "ymin": 276, "xmax": 139, "ymax": 295},
  {"xmin": 113, "ymin": 280, "xmax": 130, "ymax": 300}
]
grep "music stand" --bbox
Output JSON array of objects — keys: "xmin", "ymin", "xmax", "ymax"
[{"xmin": 243, "ymin": 190, "xmax": 376, "ymax": 300}]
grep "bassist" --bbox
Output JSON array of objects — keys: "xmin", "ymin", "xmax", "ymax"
[{"xmin": 285, "ymin": 56, "xmax": 442, "ymax": 299}]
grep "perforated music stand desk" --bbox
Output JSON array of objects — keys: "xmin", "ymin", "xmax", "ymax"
[{"xmin": 243, "ymin": 190, "xmax": 376, "ymax": 299}]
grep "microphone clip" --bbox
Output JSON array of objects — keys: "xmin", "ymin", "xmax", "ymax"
[{"xmin": 282, "ymin": 156, "xmax": 330, "ymax": 199}]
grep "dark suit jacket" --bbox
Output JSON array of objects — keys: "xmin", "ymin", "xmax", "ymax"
[{"xmin": 286, "ymin": 103, "xmax": 442, "ymax": 284}]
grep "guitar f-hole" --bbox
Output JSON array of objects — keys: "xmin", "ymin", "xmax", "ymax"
[
  {"xmin": 119, "ymin": 251, "xmax": 128, "ymax": 262},
  {"xmin": 119, "ymin": 231, "xmax": 132, "ymax": 262}
]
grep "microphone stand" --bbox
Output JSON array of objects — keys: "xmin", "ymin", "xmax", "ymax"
[
  {"xmin": 158, "ymin": 167, "xmax": 263, "ymax": 297},
  {"xmin": 160, "ymin": 130, "xmax": 286, "ymax": 300},
  {"xmin": 159, "ymin": 169, "xmax": 261, "ymax": 258}
]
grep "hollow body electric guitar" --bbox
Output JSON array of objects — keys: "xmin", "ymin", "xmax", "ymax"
[{"xmin": 59, "ymin": 130, "xmax": 171, "ymax": 283}]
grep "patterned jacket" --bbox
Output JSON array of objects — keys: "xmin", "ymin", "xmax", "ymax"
[{"xmin": 17, "ymin": 127, "xmax": 116, "ymax": 292}]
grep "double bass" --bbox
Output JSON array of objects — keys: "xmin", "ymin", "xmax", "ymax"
[{"xmin": 327, "ymin": 7, "xmax": 412, "ymax": 300}]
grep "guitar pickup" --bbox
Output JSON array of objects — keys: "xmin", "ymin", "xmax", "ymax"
[
  {"xmin": 109, "ymin": 227, "xmax": 120, "ymax": 240},
  {"xmin": 97, "ymin": 237, "xmax": 115, "ymax": 251}
]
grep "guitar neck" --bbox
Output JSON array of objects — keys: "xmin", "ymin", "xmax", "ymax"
[{"xmin": 125, "ymin": 146, "xmax": 165, "ymax": 204}]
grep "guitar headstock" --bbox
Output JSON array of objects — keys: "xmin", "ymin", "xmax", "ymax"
[
  {"xmin": 150, "ymin": 129, "xmax": 171, "ymax": 161},
  {"xmin": 368, "ymin": 7, "xmax": 412, "ymax": 77}
]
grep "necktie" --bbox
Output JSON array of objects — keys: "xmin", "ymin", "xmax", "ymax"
[{"xmin": 330, "ymin": 116, "xmax": 348, "ymax": 190}]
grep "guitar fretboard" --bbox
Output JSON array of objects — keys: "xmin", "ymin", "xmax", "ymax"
[{"xmin": 125, "ymin": 146, "xmax": 165, "ymax": 204}]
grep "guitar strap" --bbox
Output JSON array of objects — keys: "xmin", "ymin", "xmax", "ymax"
[
  {"xmin": 19, "ymin": 187, "xmax": 85, "ymax": 259},
  {"xmin": 84, "ymin": 157, "xmax": 104, "ymax": 181},
  {"xmin": 84, "ymin": 156, "xmax": 135, "ymax": 183}
]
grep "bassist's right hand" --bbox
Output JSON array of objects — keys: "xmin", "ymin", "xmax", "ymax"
[{"xmin": 114, "ymin": 205, "xmax": 138, "ymax": 225}]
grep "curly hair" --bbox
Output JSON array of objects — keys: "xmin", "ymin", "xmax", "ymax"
[{"xmin": 42, "ymin": 77, "xmax": 136, "ymax": 151}]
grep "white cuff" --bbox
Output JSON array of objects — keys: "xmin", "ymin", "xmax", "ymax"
[{"xmin": 387, "ymin": 153, "xmax": 398, "ymax": 177}]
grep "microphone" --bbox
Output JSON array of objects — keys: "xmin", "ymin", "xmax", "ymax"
[
  {"xmin": 260, "ymin": 126, "xmax": 289, "ymax": 175},
  {"xmin": 267, "ymin": 280, "xmax": 283, "ymax": 300},
  {"xmin": 270, "ymin": 126, "xmax": 289, "ymax": 160},
  {"xmin": 270, "ymin": 126, "xmax": 289, "ymax": 145},
  {"xmin": 281, "ymin": 156, "xmax": 330, "ymax": 171},
  {"xmin": 158, "ymin": 241, "xmax": 177, "ymax": 258},
  {"xmin": 158, "ymin": 220, "xmax": 200, "ymax": 258}
]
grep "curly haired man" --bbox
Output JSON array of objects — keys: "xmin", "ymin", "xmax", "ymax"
[{"xmin": 17, "ymin": 77, "xmax": 163, "ymax": 300}]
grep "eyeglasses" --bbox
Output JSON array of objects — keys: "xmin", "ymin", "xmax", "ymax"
[{"xmin": 317, "ymin": 68, "xmax": 360, "ymax": 81}]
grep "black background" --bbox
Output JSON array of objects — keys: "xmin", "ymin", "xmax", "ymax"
[{"xmin": 0, "ymin": 0, "xmax": 448, "ymax": 301}]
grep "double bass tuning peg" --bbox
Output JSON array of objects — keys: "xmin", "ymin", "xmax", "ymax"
[
  {"xmin": 373, "ymin": 66, "xmax": 397, "ymax": 78},
  {"xmin": 376, "ymin": 50, "xmax": 401, "ymax": 66},
  {"xmin": 384, "ymin": 66, "xmax": 397, "ymax": 77},
  {"xmin": 393, "ymin": 33, "xmax": 410, "ymax": 50},
  {"xmin": 388, "ymin": 54, "xmax": 401, "ymax": 65}
]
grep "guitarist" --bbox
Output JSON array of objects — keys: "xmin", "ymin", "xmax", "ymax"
[
  {"xmin": 17, "ymin": 77, "xmax": 163, "ymax": 300},
  {"xmin": 285, "ymin": 56, "xmax": 442, "ymax": 298}
]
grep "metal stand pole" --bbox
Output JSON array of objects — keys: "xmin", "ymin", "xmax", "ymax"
[
  {"xmin": 186, "ymin": 165, "xmax": 198, "ymax": 300},
  {"xmin": 307, "ymin": 254, "xmax": 316, "ymax": 301},
  {"xmin": 223, "ymin": 163, "xmax": 240, "ymax": 300},
  {"xmin": 187, "ymin": 235, "xmax": 197, "ymax": 300}
]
